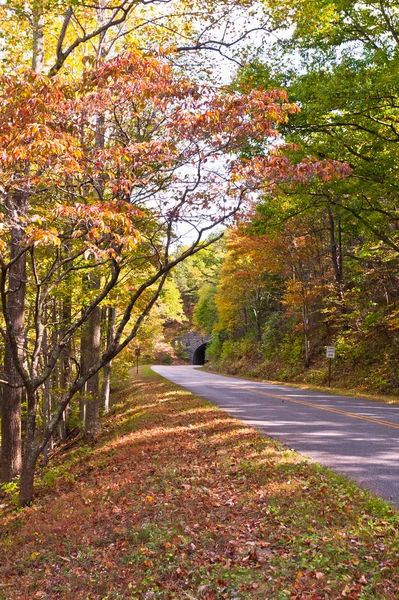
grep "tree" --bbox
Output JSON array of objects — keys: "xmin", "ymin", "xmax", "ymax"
[
  {"xmin": 0, "ymin": 0, "xmax": 276, "ymax": 77},
  {"xmin": 204, "ymin": 211, "xmax": 347, "ymax": 375},
  {"xmin": 0, "ymin": 0, "xmax": 279, "ymax": 484},
  {"xmin": 217, "ymin": 0, "xmax": 399, "ymax": 380},
  {"xmin": 214, "ymin": 228, "xmax": 283, "ymax": 340},
  {"xmin": 238, "ymin": 0, "xmax": 399, "ymax": 253},
  {"xmin": 173, "ymin": 236, "xmax": 225, "ymax": 324},
  {"xmin": 0, "ymin": 49, "xmax": 333, "ymax": 505}
]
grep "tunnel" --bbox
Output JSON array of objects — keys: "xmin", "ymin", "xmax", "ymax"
[{"xmin": 192, "ymin": 343, "xmax": 208, "ymax": 365}]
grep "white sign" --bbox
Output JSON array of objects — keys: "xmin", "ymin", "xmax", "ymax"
[{"xmin": 326, "ymin": 346, "xmax": 335, "ymax": 359}]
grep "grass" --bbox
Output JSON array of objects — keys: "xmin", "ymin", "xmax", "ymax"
[{"xmin": 0, "ymin": 366, "xmax": 398, "ymax": 599}]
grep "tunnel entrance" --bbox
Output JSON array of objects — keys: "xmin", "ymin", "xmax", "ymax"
[{"xmin": 192, "ymin": 343, "xmax": 208, "ymax": 365}]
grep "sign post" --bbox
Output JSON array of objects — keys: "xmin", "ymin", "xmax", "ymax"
[
  {"xmin": 135, "ymin": 347, "xmax": 141, "ymax": 375},
  {"xmin": 326, "ymin": 346, "xmax": 335, "ymax": 387}
]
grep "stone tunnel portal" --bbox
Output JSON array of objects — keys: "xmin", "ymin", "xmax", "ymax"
[
  {"xmin": 171, "ymin": 331, "xmax": 211, "ymax": 365},
  {"xmin": 192, "ymin": 343, "xmax": 208, "ymax": 365}
]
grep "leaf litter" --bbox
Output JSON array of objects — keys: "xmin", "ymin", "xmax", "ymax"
[{"xmin": 0, "ymin": 368, "xmax": 398, "ymax": 599}]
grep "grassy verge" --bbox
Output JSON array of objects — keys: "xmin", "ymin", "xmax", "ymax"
[{"xmin": 0, "ymin": 367, "xmax": 398, "ymax": 599}]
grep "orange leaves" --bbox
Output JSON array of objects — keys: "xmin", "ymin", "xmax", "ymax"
[
  {"xmin": 172, "ymin": 87, "xmax": 296, "ymax": 150},
  {"xmin": 54, "ymin": 201, "xmax": 141, "ymax": 222},
  {"xmin": 49, "ymin": 201, "xmax": 142, "ymax": 258},
  {"xmin": 0, "ymin": 72, "xmax": 82, "ymax": 186},
  {"xmin": 232, "ymin": 153, "xmax": 351, "ymax": 193},
  {"xmin": 26, "ymin": 227, "xmax": 61, "ymax": 247},
  {"xmin": 0, "ymin": 50, "xmax": 350, "ymax": 281},
  {"xmin": 90, "ymin": 51, "xmax": 173, "ymax": 90},
  {"xmin": 12, "ymin": 200, "xmax": 143, "ymax": 259}
]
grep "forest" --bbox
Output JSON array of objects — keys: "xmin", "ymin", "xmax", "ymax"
[
  {"xmin": 0, "ymin": 0, "xmax": 398, "ymax": 510},
  {"xmin": 1, "ymin": 2, "xmax": 399, "ymax": 599},
  {"xmin": 185, "ymin": 1, "xmax": 399, "ymax": 397}
]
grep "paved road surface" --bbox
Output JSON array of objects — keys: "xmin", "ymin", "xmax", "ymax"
[{"xmin": 152, "ymin": 365, "xmax": 399, "ymax": 508}]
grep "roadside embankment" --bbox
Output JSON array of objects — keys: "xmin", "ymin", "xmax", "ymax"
[{"xmin": 0, "ymin": 367, "xmax": 398, "ymax": 599}]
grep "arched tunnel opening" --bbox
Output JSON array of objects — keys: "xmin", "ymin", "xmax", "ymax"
[{"xmin": 192, "ymin": 343, "xmax": 208, "ymax": 365}]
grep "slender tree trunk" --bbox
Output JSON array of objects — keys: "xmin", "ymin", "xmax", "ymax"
[
  {"xmin": 327, "ymin": 207, "xmax": 344, "ymax": 296},
  {"xmin": 83, "ymin": 24, "xmax": 106, "ymax": 434},
  {"xmin": 42, "ymin": 379, "xmax": 51, "ymax": 467},
  {"xmin": 102, "ymin": 307, "xmax": 116, "ymax": 414},
  {"xmin": 60, "ymin": 296, "xmax": 72, "ymax": 436},
  {"xmin": 57, "ymin": 403, "xmax": 66, "ymax": 442},
  {"xmin": 243, "ymin": 307, "xmax": 248, "ymax": 332},
  {"xmin": 47, "ymin": 300, "xmax": 65, "ymax": 444},
  {"xmin": 84, "ymin": 274, "xmax": 102, "ymax": 441},
  {"xmin": 19, "ymin": 387, "xmax": 39, "ymax": 506},
  {"xmin": 301, "ymin": 286, "xmax": 311, "ymax": 368},
  {"xmin": 79, "ymin": 316, "xmax": 88, "ymax": 426},
  {"xmin": 42, "ymin": 319, "xmax": 51, "ymax": 466},
  {"xmin": 254, "ymin": 290, "xmax": 262, "ymax": 342},
  {"xmin": 32, "ymin": 11, "xmax": 45, "ymax": 73}
]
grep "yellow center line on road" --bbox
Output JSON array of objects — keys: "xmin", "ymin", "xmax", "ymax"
[{"xmin": 227, "ymin": 384, "xmax": 399, "ymax": 430}]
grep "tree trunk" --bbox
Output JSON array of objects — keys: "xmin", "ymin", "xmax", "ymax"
[
  {"xmin": 0, "ymin": 383, "xmax": 22, "ymax": 482},
  {"xmin": 79, "ymin": 316, "xmax": 88, "ymax": 426},
  {"xmin": 60, "ymin": 296, "xmax": 72, "ymax": 438},
  {"xmin": 41, "ymin": 314, "xmax": 52, "ymax": 466},
  {"xmin": 19, "ymin": 450, "xmax": 37, "ymax": 507},
  {"xmin": 83, "ymin": 54, "xmax": 106, "ymax": 436},
  {"xmin": 19, "ymin": 399, "xmax": 38, "ymax": 507},
  {"xmin": 48, "ymin": 300, "xmax": 66, "ymax": 444},
  {"xmin": 301, "ymin": 285, "xmax": 311, "ymax": 368},
  {"xmin": 0, "ymin": 193, "xmax": 27, "ymax": 482},
  {"xmin": 32, "ymin": 11, "xmax": 45, "ymax": 73},
  {"xmin": 327, "ymin": 207, "xmax": 344, "ymax": 294},
  {"xmin": 84, "ymin": 274, "xmax": 102, "ymax": 441},
  {"xmin": 254, "ymin": 289, "xmax": 262, "ymax": 342},
  {"xmin": 102, "ymin": 307, "xmax": 116, "ymax": 414},
  {"xmin": 19, "ymin": 388, "xmax": 39, "ymax": 506}
]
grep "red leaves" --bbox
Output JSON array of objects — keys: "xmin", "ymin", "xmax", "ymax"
[
  {"xmin": 232, "ymin": 153, "xmax": 351, "ymax": 192},
  {"xmin": 50, "ymin": 201, "xmax": 142, "ymax": 257},
  {"xmin": 0, "ymin": 50, "xmax": 350, "ymax": 270},
  {"xmin": 0, "ymin": 72, "xmax": 79, "ymax": 176}
]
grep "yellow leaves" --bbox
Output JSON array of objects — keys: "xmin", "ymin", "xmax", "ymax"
[
  {"xmin": 52, "ymin": 201, "xmax": 141, "ymax": 257},
  {"xmin": 27, "ymin": 227, "xmax": 61, "ymax": 248},
  {"xmin": 145, "ymin": 495, "xmax": 154, "ymax": 504}
]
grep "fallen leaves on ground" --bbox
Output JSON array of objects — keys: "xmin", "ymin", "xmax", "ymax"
[{"xmin": 0, "ymin": 368, "xmax": 398, "ymax": 599}]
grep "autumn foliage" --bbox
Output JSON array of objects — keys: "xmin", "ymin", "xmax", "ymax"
[{"xmin": 0, "ymin": 46, "xmax": 352, "ymax": 504}]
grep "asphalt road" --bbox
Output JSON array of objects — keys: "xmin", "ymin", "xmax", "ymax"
[{"xmin": 152, "ymin": 365, "xmax": 399, "ymax": 508}]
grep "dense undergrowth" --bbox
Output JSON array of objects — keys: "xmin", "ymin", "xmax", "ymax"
[{"xmin": 1, "ymin": 367, "xmax": 398, "ymax": 599}]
